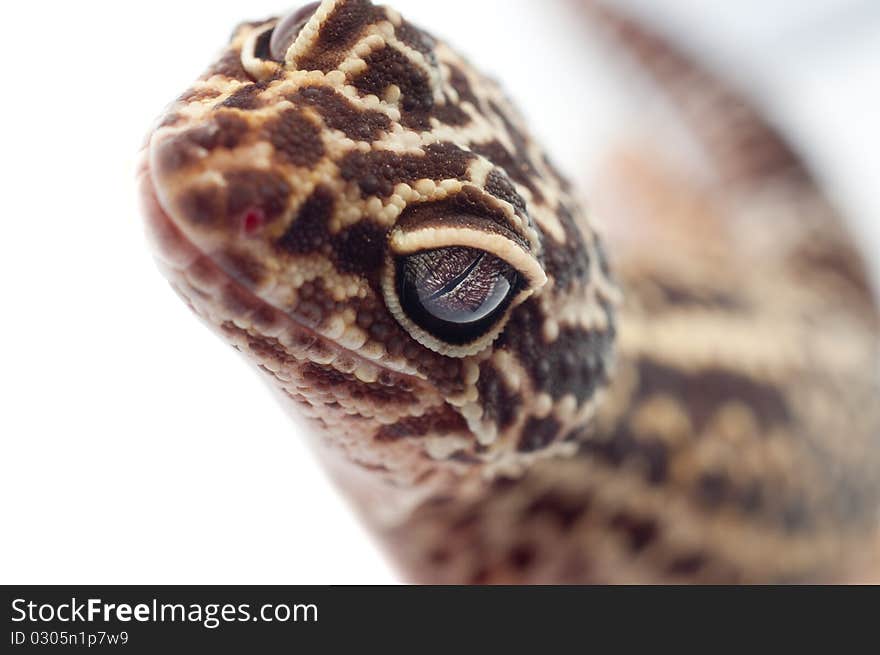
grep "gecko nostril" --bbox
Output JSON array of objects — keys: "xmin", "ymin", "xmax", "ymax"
[
  {"xmin": 269, "ymin": 2, "xmax": 321, "ymax": 61},
  {"xmin": 241, "ymin": 208, "xmax": 267, "ymax": 236}
]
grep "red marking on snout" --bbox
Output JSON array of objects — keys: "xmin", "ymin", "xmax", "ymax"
[{"xmin": 242, "ymin": 208, "xmax": 266, "ymax": 235}]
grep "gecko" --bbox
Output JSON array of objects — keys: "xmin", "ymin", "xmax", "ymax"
[{"xmin": 138, "ymin": 0, "xmax": 880, "ymax": 583}]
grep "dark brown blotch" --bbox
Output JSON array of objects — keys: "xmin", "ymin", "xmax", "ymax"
[
  {"xmin": 578, "ymin": 425, "xmax": 670, "ymax": 485},
  {"xmin": 350, "ymin": 45, "xmax": 435, "ymax": 129},
  {"xmin": 339, "ymin": 142, "xmax": 473, "ymax": 197},
  {"xmin": 518, "ymin": 416, "xmax": 562, "ymax": 453},
  {"xmin": 541, "ymin": 202, "xmax": 592, "ymax": 290},
  {"xmin": 205, "ymin": 49, "xmax": 251, "ymax": 81},
  {"xmin": 277, "ymin": 186, "xmax": 335, "ymax": 254},
  {"xmin": 485, "ymin": 168, "xmax": 527, "ymax": 213},
  {"xmin": 225, "ymin": 170, "xmax": 291, "ymax": 221},
  {"xmin": 472, "ymin": 139, "xmax": 543, "ymax": 204},
  {"xmin": 609, "ymin": 512, "xmax": 659, "ymax": 553},
  {"xmin": 331, "ymin": 221, "xmax": 388, "ymax": 276},
  {"xmin": 489, "ymin": 99, "xmax": 545, "ymax": 202},
  {"xmin": 375, "ymin": 405, "xmax": 468, "ymax": 442},
  {"xmin": 295, "ymin": 0, "xmax": 385, "ymax": 72},
  {"xmin": 395, "ymin": 19, "xmax": 436, "ymax": 57},
  {"xmin": 523, "ymin": 491, "xmax": 589, "ymax": 530},
  {"xmin": 220, "ymin": 81, "xmax": 271, "ymax": 110},
  {"xmin": 179, "ymin": 186, "xmax": 225, "ymax": 226},
  {"xmin": 507, "ymin": 543, "xmax": 537, "ymax": 571},
  {"xmin": 446, "ymin": 64, "xmax": 481, "ymax": 109},
  {"xmin": 432, "ymin": 101, "xmax": 471, "ymax": 126},
  {"xmin": 157, "ymin": 112, "xmax": 250, "ymax": 173},
  {"xmin": 500, "ymin": 298, "xmax": 615, "ymax": 404},
  {"xmin": 263, "ymin": 108, "xmax": 325, "ymax": 167},
  {"xmin": 179, "ymin": 169, "xmax": 290, "ymax": 229},
  {"xmin": 634, "ymin": 358, "xmax": 791, "ymax": 434},
  {"xmin": 289, "ymin": 86, "xmax": 391, "ymax": 142},
  {"xmin": 477, "ymin": 363, "xmax": 521, "ymax": 432},
  {"xmin": 301, "ymin": 361, "xmax": 418, "ymax": 406},
  {"xmin": 394, "ymin": 186, "xmax": 524, "ymax": 243}
]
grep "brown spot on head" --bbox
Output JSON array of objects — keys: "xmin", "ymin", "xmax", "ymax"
[
  {"xmin": 226, "ymin": 170, "xmax": 291, "ymax": 221},
  {"xmin": 263, "ymin": 108, "xmax": 325, "ymax": 167},
  {"xmin": 446, "ymin": 64, "xmax": 481, "ymax": 109},
  {"xmin": 220, "ymin": 81, "xmax": 270, "ymax": 110},
  {"xmin": 177, "ymin": 169, "xmax": 291, "ymax": 229},
  {"xmin": 179, "ymin": 185, "xmax": 225, "ymax": 227},
  {"xmin": 289, "ymin": 86, "xmax": 391, "ymax": 142},
  {"xmin": 277, "ymin": 186, "xmax": 335, "ymax": 255},
  {"xmin": 156, "ymin": 112, "xmax": 250, "ymax": 173},
  {"xmin": 396, "ymin": 19, "xmax": 436, "ymax": 57},
  {"xmin": 432, "ymin": 101, "xmax": 471, "ymax": 127},
  {"xmin": 339, "ymin": 143, "xmax": 474, "ymax": 197},
  {"xmin": 205, "ymin": 49, "xmax": 251, "ymax": 81},
  {"xmin": 294, "ymin": 0, "xmax": 386, "ymax": 72},
  {"xmin": 485, "ymin": 169, "xmax": 527, "ymax": 213},
  {"xmin": 331, "ymin": 221, "xmax": 388, "ymax": 276},
  {"xmin": 472, "ymin": 140, "xmax": 543, "ymax": 203},
  {"xmin": 350, "ymin": 45, "xmax": 435, "ymax": 128}
]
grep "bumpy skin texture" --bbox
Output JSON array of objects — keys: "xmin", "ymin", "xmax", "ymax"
[{"xmin": 139, "ymin": 0, "xmax": 880, "ymax": 583}]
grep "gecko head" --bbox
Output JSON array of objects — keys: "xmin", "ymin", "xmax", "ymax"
[{"xmin": 142, "ymin": 0, "xmax": 617, "ymax": 469}]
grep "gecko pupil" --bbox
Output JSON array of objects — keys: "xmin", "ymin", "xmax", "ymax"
[
  {"xmin": 269, "ymin": 3, "xmax": 321, "ymax": 61},
  {"xmin": 397, "ymin": 247, "xmax": 519, "ymax": 345}
]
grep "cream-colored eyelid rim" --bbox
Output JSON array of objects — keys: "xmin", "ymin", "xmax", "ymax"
[
  {"xmin": 388, "ymin": 227, "xmax": 548, "ymax": 291},
  {"xmin": 380, "ymin": 258, "xmax": 536, "ymax": 358},
  {"xmin": 284, "ymin": 0, "xmax": 338, "ymax": 69},
  {"xmin": 241, "ymin": 24, "xmax": 280, "ymax": 80}
]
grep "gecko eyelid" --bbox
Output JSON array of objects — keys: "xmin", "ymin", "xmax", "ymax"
[{"xmin": 269, "ymin": 3, "xmax": 321, "ymax": 61}]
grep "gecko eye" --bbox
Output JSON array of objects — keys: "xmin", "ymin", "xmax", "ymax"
[
  {"xmin": 396, "ymin": 247, "xmax": 520, "ymax": 347},
  {"xmin": 269, "ymin": 2, "xmax": 321, "ymax": 61}
]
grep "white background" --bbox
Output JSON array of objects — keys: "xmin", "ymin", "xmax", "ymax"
[{"xmin": 1, "ymin": 0, "xmax": 877, "ymax": 584}]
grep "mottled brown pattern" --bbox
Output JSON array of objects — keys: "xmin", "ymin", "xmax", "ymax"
[
  {"xmin": 375, "ymin": 406, "xmax": 468, "ymax": 441},
  {"xmin": 276, "ymin": 186, "xmax": 336, "ymax": 254},
  {"xmin": 499, "ymin": 298, "xmax": 615, "ymax": 402},
  {"xmin": 141, "ymin": 0, "xmax": 880, "ymax": 584},
  {"xmin": 295, "ymin": 0, "xmax": 385, "ymax": 72},
  {"xmin": 350, "ymin": 45, "xmax": 435, "ymax": 128},
  {"xmin": 476, "ymin": 362, "xmax": 521, "ymax": 432},
  {"xmin": 339, "ymin": 143, "xmax": 474, "ymax": 197},
  {"xmin": 264, "ymin": 108, "xmax": 325, "ymax": 166},
  {"xmin": 289, "ymin": 86, "xmax": 392, "ymax": 141}
]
